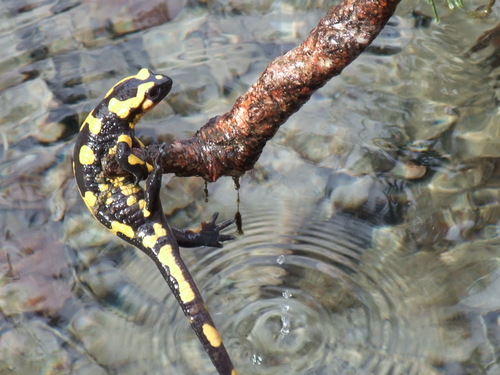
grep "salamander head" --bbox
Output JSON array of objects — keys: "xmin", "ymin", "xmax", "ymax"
[{"xmin": 105, "ymin": 68, "xmax": 173, "ymax": 121}]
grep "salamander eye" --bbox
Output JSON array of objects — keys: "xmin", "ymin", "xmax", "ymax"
[{"xmin": 147, "ymin": 86, "xmax": 164, "ymax": 102}]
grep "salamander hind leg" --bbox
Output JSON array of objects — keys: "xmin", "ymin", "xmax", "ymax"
[{"xmin": 173, "ymin": 212, "xmax": 236, "ymax": 248}]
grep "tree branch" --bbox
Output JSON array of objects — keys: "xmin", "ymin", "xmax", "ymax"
[{"xmin": 102, "ymin": 0, "xmax": 401, "ymax": 182}]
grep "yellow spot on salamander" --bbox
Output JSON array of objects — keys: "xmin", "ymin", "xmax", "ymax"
[
  {"xmin": 157, "ymin": 245, "xmax": 196, "ymax": 303},
  {"xmin": 79, "ymin": 145, "xmax": 95, "ymax": 165},
  {"xmin": 98, "ymin": 183, "xmax": 109, "ymax": 191},
  {"xmin": 128, "ymin": 154, "xmax": 144, "ymax": 165},
  {"xmin": 231, "ymin": 370, "xmax": 238, "ymax": 375},
  {"xmin": 120, "ymin": 184, "xmax": 140, "ymax": 196},
  {"xmin": 110, "ymin": 221, "xmax": 135, "ymax": 238},
  {"xmin": 117, "ymin": 134, "xmax": 132, "ymax": 147},
  {"xmin": 142, "ymin": 223, "xmax": 167, "ymax": 249},
  {"xmin": 86, "ymin": 116, "xmax": 102, "ymax": 135},
  {"xmin": 146, "ymin": 162, "xmax": 153, "ymax": 172},
  {"xmin": 141, "ymin": 99, "xmax": 154, "ymax": 111},
  {"xmin": 108, "ymin": 176, "xmax": 125, "ymax": 185},
  {"xmin": 108, "ymin": 82, "xmax": 155, "ymax": 119},
  {"xmin": 104, "ymin": 69, "xmax": 152, "ymax": 98},
  {"xmin": 126, "ymin": 195, "xmax": 137, "ymax": 206},
  {"xmin": 153, "ymin": 222, "xmax": 166, "ymax": 235},
  {"xmin": 142, "ymin": 235, "xmax": 156, "ymax": 249},
  {"xmin": 202, "ymin": 323, "xmax": 222, "ymax": 348},
  {"xmin": 136, "ymin": 68, "xmax": 151, "ymax": 80},
  {"xmin": 137, "ymin": 200, "xmax": 151, "ymax": 217},
  {"xmin": 83, "ymin": 191, "xmax": 97, "ymax": 209}
]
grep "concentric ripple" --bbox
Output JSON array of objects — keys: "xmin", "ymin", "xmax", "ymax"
[
  {"xmin": 67, "ymin": 194, "xmax": 483, "ymax": 375},
  {"xmin": 142, "ymin": 200, "xmax": 462, "ymax": 375}
]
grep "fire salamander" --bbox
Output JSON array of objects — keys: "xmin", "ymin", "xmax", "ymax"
[{"xmin": 73, "ymin": 68, "xmax": 237, "ymax": 375}]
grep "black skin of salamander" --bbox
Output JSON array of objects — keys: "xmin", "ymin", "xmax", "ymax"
[{"xmin": 73, "ymin": 69, "xmax": 237, "ymax": 375}]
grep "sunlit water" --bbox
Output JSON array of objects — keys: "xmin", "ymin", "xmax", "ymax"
[{"xmin": 0, "ymin": 0, "xmax": 499, "ymax": 374}]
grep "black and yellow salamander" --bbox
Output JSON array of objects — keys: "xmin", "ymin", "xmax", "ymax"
[{"xmin": 73, "ymin": 68, "xmax": 237, "ymax": 375}]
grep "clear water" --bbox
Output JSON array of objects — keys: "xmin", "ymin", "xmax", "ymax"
[{"xmin": 0, "ymin": 0, "xmax": 499, "ymax": 374}]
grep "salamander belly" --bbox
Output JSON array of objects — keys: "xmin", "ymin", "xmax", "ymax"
[{"xmin": 97, "ymin": 182, "xmax": 151, "ymax": 237}]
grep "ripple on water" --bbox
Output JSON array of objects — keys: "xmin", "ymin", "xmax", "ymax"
[{"xmin": 143, "ymin": 201, "xmax": 462, "ymax": 374}]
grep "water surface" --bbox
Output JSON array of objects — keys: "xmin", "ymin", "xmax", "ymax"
[{"xmin": 0, "ymin": 0, "xmax": 499, "ymax": 374}]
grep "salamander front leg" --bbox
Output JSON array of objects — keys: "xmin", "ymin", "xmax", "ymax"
[
  {"xmin": 116, "ymin": 135, "xmax": 150, "ymax": 185},
  {"xmin": 144, "ymin": 152, "xmax": 164, "ymax": 214}
]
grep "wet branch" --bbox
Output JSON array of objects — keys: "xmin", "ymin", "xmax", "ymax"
[{"xmin": 104, "ymin": 0, "xmax": 402, "ymax": 182}]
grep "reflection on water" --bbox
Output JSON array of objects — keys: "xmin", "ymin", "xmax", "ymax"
[{"xmin": 0, "ymin": 0, "xmax": 499, "ymax": 374}]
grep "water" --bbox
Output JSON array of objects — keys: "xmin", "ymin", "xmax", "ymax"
[{"xmin": 0, "ymin": 0, "xmax": 499, "ymax": 374}]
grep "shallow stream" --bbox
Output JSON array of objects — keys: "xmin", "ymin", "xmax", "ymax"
[{"xmin": 0, "ymin": 0, "xmax": 499, "ymax": 374}]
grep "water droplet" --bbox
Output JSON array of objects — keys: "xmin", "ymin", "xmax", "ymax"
[
  {"xmin": 281, "ymin": 303, "xmax": 290, "ymax": 313},
  {"xmin": 276, "ymin": 255, "xmax": 285, "ymax": 264},
  {"xmin": 282, "ymin": 290, "xmax": 292, "ymax": 299},
  {"xmin": 280, "ymin": 313, "xmax": 290, "ymax": 334},
  {"xmin": 280, "ymin": 293, "xmax": 292, "ymax": 335},
  {"xmin": 252, "ymin": 354, "xmax": 263, "ymax": 365}
]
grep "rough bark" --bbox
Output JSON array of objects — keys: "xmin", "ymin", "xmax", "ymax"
[{"xmin": 103, "ymin": 0, "xmax": 402, "ymax": 181}]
